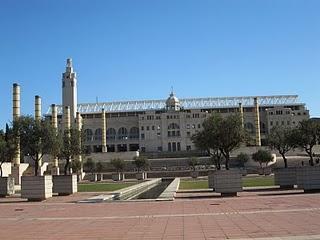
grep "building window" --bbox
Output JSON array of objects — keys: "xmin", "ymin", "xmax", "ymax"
[
  {"xmin": 118, "ymin": 127, "xmax": 128, "ymax": 140},
  {"xmin": 152, "ymin": 126, "xmax": 155, "ymax": 131},
  {"xmin": 172, "ymin": 142, "xmax": 177, "ymax": 152},
  {"xmin": 129, "ymin": 127, "xmax": 139, "ymax": 139},
  {"xmin": 157, "ymin": 132, "xmax": 161, "ymax": 136},
  {"xmin": 270, "ymin": 121, "xmax": 273, "ymax": 126},
  {"xmin": 107, "ymin": 128, "xmax": 116, "ymax": 140},
  {"xmin": 141, "ymin": 126, "xmax": 144, "ymax": 131},
  {"xmin": 186, "ymin": 124, "xmax": 190, "ymax": 129},
  {"xmin": 157, "ymin": 146, "xmax": 162, "ymax": 152},
  {"xmin": 168, "ymin": 143, "xmax": 171, "ymax": 152},
  {"xmin": 94, "ymin": 128, "xmax": 102, "ymax": 141},
  {"xmin": 186, "ymin": 145, "xmax": 191, "ymax": 151},
  {"xmin": 84, "ymin": 129, "xmax": 93, "ymax": 142},
  {"xmin": 187, "ymin": 132, "xmax": 191, "ymax": 137},
  {"xmin": 146, "ymin": 126, "xmax": 149, "ymax": 131},
  {"xmin": 198, "ymin": 124, "xmax": 201, "ymax": 129},
  {"xmin": 141, "ymin": 133, "xmax": 145, "ymax": 139},
  {"xmin": 141, "ymin": 147, "xmax": 146, "ymax": 152},
  {"xmin": 177, "ymin": 142, "xmax": 181, "ymax": 151}
]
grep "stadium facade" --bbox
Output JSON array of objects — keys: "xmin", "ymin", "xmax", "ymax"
[{"xmin": 46, "ymin": 59, "xmax": 310, "ymax": 154}]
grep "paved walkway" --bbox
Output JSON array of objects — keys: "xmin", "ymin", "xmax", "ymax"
[{"xmin": 0, "ymin": 190, "xmax": 320, "ymax": 239}]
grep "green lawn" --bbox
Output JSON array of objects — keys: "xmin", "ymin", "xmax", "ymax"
[
  {"xmin": 179, "ymin": 175, "xmax": 275, "ymax": 190},
  {"xmin": 78, "ymin": 182, "xmax": 136, "ymax": 192}
]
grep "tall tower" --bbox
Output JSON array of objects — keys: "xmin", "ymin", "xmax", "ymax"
[{"xmin": 62, "ymin": 58, "xmax": 77, "ymax": 122}]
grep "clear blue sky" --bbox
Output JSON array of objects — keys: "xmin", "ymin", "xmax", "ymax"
[{"xmin": 1, "ymin": 0, "xmax": 319, "ymax": 129}]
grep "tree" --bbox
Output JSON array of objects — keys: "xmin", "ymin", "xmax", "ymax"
[
  {"xmin": 192, "ymin": 114, "xmax": 246, "ymax": 170},
  {"xmin": 71, "ymin": 159, "xmax": 82, "ymax": 175},
  {"xmin": 133, "ymin": 156, "xmax": 149, "ymax": 172},
  {"xmin": 291, "ymin": 119, "xmax": 320, "ymax": 166},
  {"xmin": 84, "ymin": 158, "xmax": 95, "ymax": 174},
  {"xmin": 252, "ymin": 150, "xmax": 273, "ymax": 169},
  {"xmin": 57, "ymin": 128, "xmax": 83, "ymax": 175},
  {"xmin": 96, "ymin": 161, "xmax": 104, "ymax": 173},
  {"xmin": 110, "ymin": 158, "xmax": 125, "ymax": 173},
  {"xmin": 188, "ymin": 157, "xmax": 199, "ymax": 171},
  {"xmin": 237, "ymin": 152, "xmax": 249, "ymax": 168},
  {"xmin": 267, "ymin": 126, "xmax": 296, "ymax": 168},
  {"xmin": 0, "ymin": 125, "xmax": 17, "ymax": 177},
  {"xmin": 12, "ymin": 116, "xmax": 58, "ymax": 176}
]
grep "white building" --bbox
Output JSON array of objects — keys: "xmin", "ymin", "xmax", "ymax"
[{"xmin": 46, "ymin": 59, "xmax": 310, "ymax": 154}]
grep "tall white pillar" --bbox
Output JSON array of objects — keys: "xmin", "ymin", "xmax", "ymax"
[
  {"xmin": 35, "ymin": 95, "xmax": 43, "ymax": 174},
  {"xmin": 101, "ymin": 109, "xmax": 107, "ymax": 152},
  {"xmin": 12, "ymin": 83, "xmax": 20, "ymax": 165},
  {"xmin": 51, "ymin": 104, "xmax": 59, "ymax": 175},
  {"xmin": 254, "ymin": 97, "xmax": 261, "ymax": 146}
]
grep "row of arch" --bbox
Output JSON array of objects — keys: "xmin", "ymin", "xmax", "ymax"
[{"xmin": 84, "ymin": 127, "xmax": 139, "ymax": 142}]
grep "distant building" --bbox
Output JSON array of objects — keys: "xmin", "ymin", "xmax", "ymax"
[{"xmin": 46, "ymin": 59, "xmax": 310, "ymax": 154}]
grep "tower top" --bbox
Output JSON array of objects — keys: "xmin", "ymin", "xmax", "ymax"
[{"xmin": 65, "ymin": 58, "xmax": 73, "ymax": 73}]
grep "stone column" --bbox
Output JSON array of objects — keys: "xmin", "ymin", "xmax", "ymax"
[
  {"xmin": 12, "ymin": 83, "xmax": 22, "ymax": 185},
  {"xmin": 101, "ymin": 109, "xmax": 107, "ymax": 152},
  {"xmin": 238, "ymin": 102, "xmax": 244, "ymax": 129},
  {"xmin": 12, "ymin": 83, "xmax": 20, "ymax": 165},
  {"xmin": 254, "ymin": 97, "xmax": 261, "ymax": 146},
  {"xmin": 51, "ymin": 104, "xmax": 59, "ymax": 175},
  {"xmin": 35, "ymin": 95, "xmax": 43, "ymax": 174},
  {"xmin": 76, "ymin": 112, "xmax": 83, "ymax": 178}
]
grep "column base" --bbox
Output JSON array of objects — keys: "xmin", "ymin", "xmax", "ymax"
[{"xmin": 11, "ymin": 164, "xmax": 29, "ymax": 185}]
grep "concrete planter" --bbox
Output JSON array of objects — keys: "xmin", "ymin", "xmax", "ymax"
[
  {"xmin": 0, "ymin": 176, "xmax": 15, "ymax": 197},
  {"xmin": 208, "ymin": 171, "xmax": 215, "ymax": 190},
  {"xmin": 53, "ymin": 175, "xmax": 77, "ymax": 195},
  {"xmin": 136, "ymin": 172, "xmax": 146, "ymax": 180},
  {"xmin": 190, "ymin": 171, "xmax": 199, "ymax": 179},
  {"xmin": 274, "ymin": 167, "xmax": 297, "ymax": 189},
  {"xmin": 112, "ymin": 172, "xmax": 124, "ymax": 181},
  {"xmin": 97, "ymin": 173, "xmax": 104, "ymax": 181},
  {"xmin": 214, "ymin": 169, "xmax": 242, "ymax": 197},
  {"xmin": 297, "ymin": 166, "xmax": 320, "ymax": 192},
  {"xmin": 21, "ymin": 175, "xmax": 52, "ymax": 201}
]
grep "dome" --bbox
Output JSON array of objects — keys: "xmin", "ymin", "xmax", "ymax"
[{"xmin": 166, "ymin": 92, "xmax": 181, "ymax": 111}]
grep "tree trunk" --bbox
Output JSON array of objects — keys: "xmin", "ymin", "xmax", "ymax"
[
  {"xmin": 225, "ymin": 152, "xmax": 230, "ymax": 170},
  {"xmin": 34, "ymin": 157, "xmax": 39, "ymax": 176},
  {"xmin": 307, "ymin": 148, "xmax": 314, "ymax": 166},
  {"xmin": 281, "ymin": 153, "xmax": 288, "ymax": 168},
  {"xmin": 64, "ymin": 158, "xmax": 70, "ymax": 175}
]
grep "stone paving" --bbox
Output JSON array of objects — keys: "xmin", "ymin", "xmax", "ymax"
[{"xmin": 0, "ymin": 190, "xmax": 320, "ymax": 239}]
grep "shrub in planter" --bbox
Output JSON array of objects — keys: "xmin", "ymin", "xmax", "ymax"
[
  {"xmin": 133, "ymin": 156, "xmax": 149, "ymax": 180},
  {"xmin": 111, "ymin": 158, "xmax": 125, "ymax": 181},
  {"xmin": 252, "ymin": 150, "xmax": 273, "ymax": 175},
  {"xmin": 188, "ymin": 157, "xmax": 199, "ymax": 178},
  {"xmin": 192, "ymin": 113, "xmax": 246, "ymax": 196}
]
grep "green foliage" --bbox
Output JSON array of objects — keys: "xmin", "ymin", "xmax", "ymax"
[
  {"xmin": 84, "ymin": 158, "xmax": 95, "ymax": 174},
  {"xmin": 12, "ymin": 116, "xmax": 58, "ymax": 176},
  {"xmin": 57, "ymin": 128, "xmax": 83, "ymax": 175},
  {"xmin": 110, "ymin": 158, "xmax": 125, "ymax": 173},
  {"xmin": 291, "ymin": 119, "xmax": 320, "ymax": 166},
  {"xmin": 267, "ymin": 126, "xmax": 296, "ymax": 168},
  {"xmin": 71, "ymin": 159, "xmax": 82, "ymax": 174},
  {"xmin": 192, "ymin": 114, "xmax": 246, "ymax": 170},
  {"xmin": 0, "ymin": 125, "xmax": 17, "ymax": 177},
  {"xmin": 133, "ymin": 156, "xmax": 149, "ymax": 172},
  {"xmin": 188, "ymin": 157, "xmax": 199, "ymax": 171},
  {"xmin": 96, "ymin": 161, "xmax": 104, "ymax": 173},
  {"xmin": 237, "ymin": 152, "xmax": 249, "ymax": 167},
  {"xmin": 252, "ymin": 150, "xmax": 273, "ymax": 168}
]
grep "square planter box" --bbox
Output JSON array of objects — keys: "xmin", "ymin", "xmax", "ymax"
[
  {"xmin": 136, "ymin": 172, "xmax": 146, "ymax": 180},
  {"xmin": 53, "ymin": 175, "xmax": 77, "ymax": 195},
  {"xmin": 297, "ymin": 166, "xmax": 320, "ymax": 192},
  {"xmin": 0, "ymin": 176, "xmax": 15, "ymax": 197},
  {"xmin": 112, "ymin": 173, "xmax": 124, "ymax": 181},
  {"xmin": 274, "ymin": 167, "xmax": 297, "ymax": 189},
  {"xmin": 21, "ymin": 175, "xmax": 53, "ymax": 201},
  {"xmin": 208, "ymin": 171, "xmax": 215, "ymax": 190},
  {"xmin": 214, "ymin": 169, "xmax": 242, "ymax": 197}
]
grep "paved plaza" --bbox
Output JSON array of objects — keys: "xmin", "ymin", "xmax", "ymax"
[{"xmin": 0, "ymin": 190, "xmax": 320, "ymax": 239}]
